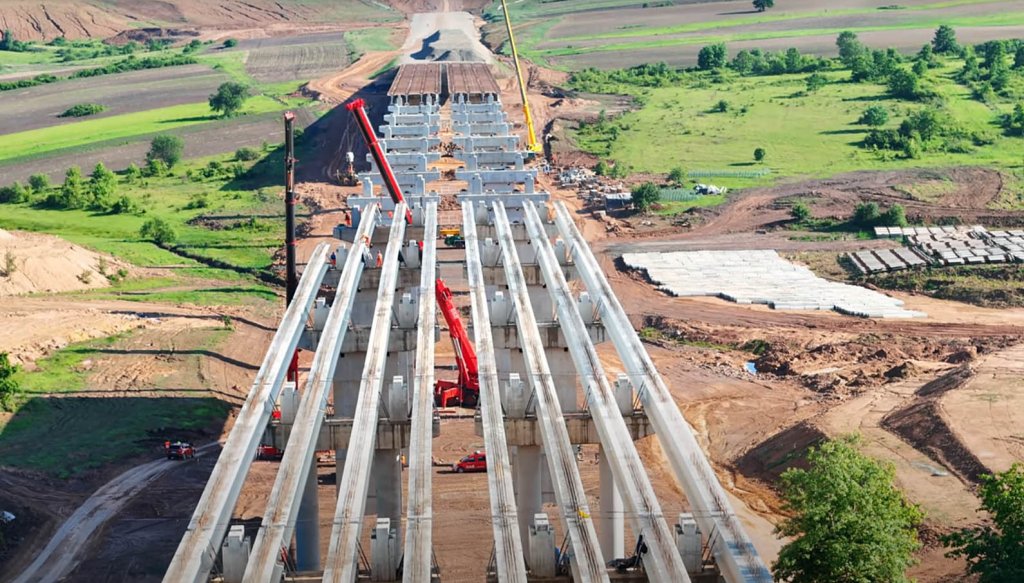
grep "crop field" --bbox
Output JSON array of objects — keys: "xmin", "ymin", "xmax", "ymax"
[
  {"xmin": 492, "ymin": 0, "xmax": 1024, "ymax": 68},
  {"xmin": 0, "ymin": 65, "xmax": 231, "ymax": 135},
  {"xmin": 570, "ymin": 60, "xmax": 1024, "ymax": 194},
  {"xmin": 245, "ymin": 43, "xmax": 351, "ymax": 82}
]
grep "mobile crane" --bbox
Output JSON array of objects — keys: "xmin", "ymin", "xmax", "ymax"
[
  {"xmin": 345, "ymin": 98, "xmax": 480, "ymax": 408},
  {"xmin": 498, "ymin": 0, "xmax": 542, "ymax": 154}
]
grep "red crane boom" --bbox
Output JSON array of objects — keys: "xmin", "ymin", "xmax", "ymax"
[{"xmin": 345, "ymin": 98, "xmax": 480, "ymax": 408}]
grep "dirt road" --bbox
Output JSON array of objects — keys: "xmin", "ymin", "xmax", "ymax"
[{"xmin": 12, "ymin": 443, "xmax": 219, "ymax": 583}]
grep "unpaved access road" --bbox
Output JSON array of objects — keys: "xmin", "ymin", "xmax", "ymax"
[{"xmin": 12, "ymin": 443, "xmax": 219, "ymax": 583}]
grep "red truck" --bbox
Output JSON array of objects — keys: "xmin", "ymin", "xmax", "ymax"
[
  {"xmin": 165, "ymin": 441, "xmax": 195, "ymax": 460},
  {"xmin": 452, "ymin": 451, "xmax": 487, "ymax": 473}
]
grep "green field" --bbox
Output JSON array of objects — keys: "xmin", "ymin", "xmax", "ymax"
[{"xmin": 571, "ymin": 63, "xmax": 1024, "ymax": 196}]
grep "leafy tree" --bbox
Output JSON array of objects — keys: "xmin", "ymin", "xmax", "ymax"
[
  {"xmin": 932, "ymin": 25, "xmax": 959, "ymax": 55},
  {"xmin": 902, "ymin": 138, "xmax": 921, "ymax": 159},
  {"xmin": 942, "ymin": 464, "xmax": 1024, "ymax": 582},
  {"xmin": 0, "ymin": 182, "xmax": 28, "ymax": 204},
  {"xmin": 223, "ymin": 38, "xmax": 238, "ymax": 48},
  {"xmin": 667, "ymin": 166, "xmax": 686, "ymax": 185},
  {"xmin": 805, "ymin": 73, "xmax": 827, "ymax": 92},
  {"xmin": 697, "ymin": 43, "xmax": 727, "ymax": 70},
  {"xmin": 124, "ymin": 163, "xmax": 142, "ymax": 183},
  {"xmin": 630, "ymin": 181, "xmax": 660, "ymax": 212},
  {"xmin": 912, "ymin": 59, "xmax": 928, "ymax": 77},
  {"xmin": 1003, "ymin": 103, "xmax": 1024, "ymax": 137},
  {"xmin": 887, "ymin": 68, "xmax": 920, "ymax": 100},
  {"xmin": 773, "ymin": 436, "xmax": 923, "ymax": 583},
  {"xmin": 916, "ymin": 43, "xmax": 938, "ymax": 68},
  {"xmin": 1015, "ymin": 45, "xmax": 1024, "ymax": 69},
  {"xmin": 147, "ymin": 134, "xmax": 184, "ymax": 167},
  {"xmin": 785, "ymin": 47, "xmax": 802, "ymax": 73},
  {"xmin": 53, "ymin": 166, "xmax": 87, "ymax": 209},
  {"xmin": 899, "ymin": 108, "xmax": 942, "ymax": 142},
  {"xmin": 594, "ymin": 160, "xmax": 609, "ymax": 176},
  {"xmin": 0, "ymin": 352, "xmax": 20, "ymax": 412},
  {"xmin": 853, "ymin": 202, "xmax": 880, "ymax": 227},
  {"xmin": 28, "ymin": 173, "xmax": 50, "ymax": 193},
  {"xmin": 790, "ymin": 202, "xmax": 811, "ymax": 222},
  {"xmin": 0, "ymin": 29, "xmax": 13, "ymax": 51},
  {"xmin": 184, "ymin": 39, "xmax": 202, "ymax": 53},
  {"xmin": 858, "ymin": 105, "xmax": 889, "ymax": 126},
  {"xmin": 145, "ymin": 158, "xmax": 169, "ymax": 177},
  {"xmin": 753, "ymin": 0, "xmax": 774, "ymax": 11},
  {"xmin": 754, "ymin": 147, "xmax": 766, "ymax": 163},
  {"xmin": 713, "ymin": 99, "xmax": 730, "ymax": 112},
  {"xmin": 980, "ymin": 40, "xmax": 1006, "ymax": 71},
  {"xmin": 836, "ymin": 31, "xmax": 865, "ymax": 67},
  {"xmin": 960, "ymin": 47, "xmax": 982, "ymax": 82},
  {"xmin": 139, "ymin": 217, "xmax": 177, "ymax": 246},
  {"xmin": 209, "ymin": 82, "xmax": 249, "ymax": 117},
  {"xmin": 89, "ymin": 162, "xmax": 117, "ymax": 207},
  {"xmin": 881, "ymin": 203, "xmax": 908, "ymax": 226}
]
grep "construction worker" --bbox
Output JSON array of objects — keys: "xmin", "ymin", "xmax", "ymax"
[
  {"xmin": 329, "ymin": 251, "xmax": 337, "ymax": 268},
  {"xmin": 375, "ymin": 251, "xmax": 383, "ymax": 268}
]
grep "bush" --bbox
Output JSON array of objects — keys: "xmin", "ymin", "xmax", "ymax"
[
  {"xmin": 754, "ymin": 147, "xmax": 767, "ymax": 163},
  {"xmin": 139, "ymin": 217, "xmax": 177, "ymax": 246},
  {"xmin": 223, "ymin": 38, "xmax": 238, "ymax": 48},
  {"xmin": 58, "ymin": 103, "xmax": 106, "ymax": 118},
  {"xmin": 147, "ymin": 134, "xmax": 184, "ymax": 167},
  {"xmin": 790, "ymin": 202, "xmax": 811, "ymax": 222},
  {"xmin": 932, "ymin": 25, "xmax": 959, "ymax": 55},
  {"xmin": 0, "ymin": 182, "xmax": 28, "ymax": 204},
  {"xmin": 667, "ymin": 166, "xmax": 686, "ymax": 185},
  {"xmin": 0, "ymin": 352, "xmax": 20, "ymax": 412},
  {"xmin": 853, "ymin": 202, "xmax": 881, "ymax": 227},
  {"xmin": 234, "ymin": 147, "xmax": 260, "ymax": 161},
  {"xmin": 713, "ymin": 99, "xmax": 730, "ymax": 113},
  {"xmin": 880, "ymin": 203, "xmax": 908, "ymax": 227},
  {"xmin": 888, "ymin": 68, "xmax": 922, "ymax": 100},
  {"xmin": 631, "ymin": 182, "xmax": 660, "ymax": 211},
  {"xmin": 858, "ymin": 105, "xmax": 889, "ymax": 126},
  {"xmin": 594, "ymin": 160, "xmax": 609, "ymax": 176},
  {"xmin": 698, "ymin": 43, "xmax": 727, "ymax": 70},
  {"xmin": 28, "ymin": 174, "xmax": 49, "ymax": 193},
  {"xmin": 145, "ymin": 158, "xmax": 169, "ymax": 177},
  {"xmin": 805, "ymin": 72, "xmax": 828, "ymax": 92}
]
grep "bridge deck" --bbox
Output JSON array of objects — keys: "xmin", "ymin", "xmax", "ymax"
[
  {"xmin": 447, "ymin": 62, "xmax": 500, "ymax": 96},
  {"xmin": 389, "ymin": 63, "xmax": 443, "ymax": 97}
]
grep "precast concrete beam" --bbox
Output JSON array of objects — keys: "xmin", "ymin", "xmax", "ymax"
[
  {"xmin": 462, "ymin": 201, "xmax": 528, "ymax": 583},
  {"xmin": 464, "ymin": 152, "xmax": 525, "ymax": 171},
  {"xmin": 302, "ymin": 323, "xmax": 435, "ymax": 353},
  {"xmin": 242, "ymin": 206, "xmax": 380, "ymax": 582},
  {"xmin": 479, "ymin": 263, "xmax": 575, "ymax": 286},
  {"xmin": 552, "ymin": 201, "xmax": 773, "ymax": 583},
  {"xmin": 265, "ymin": 415, "xmax": 440, "ymax": 452},
  {"xmin": 492, "ymin": 201, "xmax": 608, "ymax": 583},
  {"xmin": 384, "ymin": 112, "xmax": 441, "ymax": 125},
  {"xmin": 453, "ymin": 122, "xmax": 510, "ymax": 136},
  {"xmin": 453, "ymin": 136, "xmax": 520, "ymax": 152},
  {"xmin": 163, "ymin": 244, "xmax": 331, "ymax": 583},
  {"xmin": 381, "ymin": 124, "xmax": 440, "ymax": 139},
  {"xmin": 474, "ymin": 412, "xmax": 653, "ymax": 446},
  {"xmin": 324, "ymin": 206, "xmax": 409, "ymax": 582},
  {"xmin": 403, "ymin": 202, "xmax": 438, "ymax": 582},
  {"xmin": 452, "ymin": 111, "xmax": 508, "ymax": 124},
  {"xmin": 388, "ymin": 104, "xmax": 440, "ymax": 115},
  {"xmin": 380, "ymin": 137, "xmax": 442, "ymax": 153},
  {"xmin": 320, "ymin": 266, "xmax": 422, "ymax": 294},
  {"xmin": 479, "ymin": 321, "xmax": 605, "ymax": 350},
  {"xmin": 525, "ymin": 201, "xmax": 688, "ymax": 582},
  {"xmin": 359, "ymin": 170, "xmax": 441, "ymax": 187},
  {"xmin": 451, "ymin": 102, "xmax": 505, "ymax": 114},
  {"xmin": 456, "ymin": 169, "xmax": 536, "ymax": 184}
]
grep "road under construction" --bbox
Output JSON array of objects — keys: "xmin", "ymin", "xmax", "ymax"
[{"xmin": 162, "ymin": 56, "xmax": 774, "ymax": 583}]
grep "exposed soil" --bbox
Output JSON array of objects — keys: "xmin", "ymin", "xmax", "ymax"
[{"xmin": 0, "ymin": 230, "xmax": 131, "ymax": 298}]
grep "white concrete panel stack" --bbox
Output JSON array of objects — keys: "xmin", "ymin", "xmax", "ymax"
[{"xmin": 622, "ymin": 250, "xmax": 926, "ymax": 319}]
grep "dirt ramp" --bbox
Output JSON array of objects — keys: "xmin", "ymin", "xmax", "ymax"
[
  {"xmin": 0, "ymin": 230, "xmax": 129, "ymax": 296},
  {"xmin": 736, "ymin": 421, "xmax": 828, "ymax": 482},
  {"xmin": 882, "ymin": 399, "xmax": 991, "ymax": 485}
]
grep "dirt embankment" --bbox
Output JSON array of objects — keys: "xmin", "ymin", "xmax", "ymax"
[{"xmin": 0, "ymin": 230, "xmax": 130, "ymax": 297}]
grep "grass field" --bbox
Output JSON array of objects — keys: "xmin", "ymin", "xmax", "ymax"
[{"xmin": 571, "ymin": 63, "xmax": 1024, "ymax": 194}]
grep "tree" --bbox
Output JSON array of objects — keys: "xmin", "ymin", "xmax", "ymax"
[
  {"xmin": 713, "ymin": 99, "xmax": 730, "ymax": 112},
  {"xmin": 753, "ymin": 0, "xmax": 774, "ymax": 11},
  {"xmin": 858, "ymin": 105, "xmax": 889, "ymax": 127},
  {"xmin": 57, "ymin": 166, "xmax": 87, "ymax": 209},
  {"xmin": 942, "ymin": 464, "xmax": 1024, "ymax": 582},
  {"xmin": 805, "ymin": 73, "xmax": 827, "ymax": 92},
  {"xmin": 0, "ymin": 182, "xmax": 28, "ymax": 204},
  {"xmin": 697, "ymin": 43, "xmax": 727, "ymax": 70},
  {"xmin": 790, "ymin": 202, "xmax": 811, "ymax": 222},
  {"xmin": 932, "ymin": 25, "xmax": 959, "ymax": 55},
  {"xmin": 139, "ymin": 217, "xmax": 177, "ymax": 246},
  {"xmin": 594, "ymin": 160, "xmax": 609, "ymax": 176},
  {"xmin": 881, "ymin": 203, "xmax": 908, "ymax": 226},
  {"xmin": 773, "ymin": 436, "xmax": 923, "ymax": 583},
  {"xmin": 1003, "ymin": 103, "xmax": 1024, "ymax": 137},
  {"xmin": 89, "ymin": 162, "xmax": 117, "ymax": 207},
  {"xmin": 0, "ymin": 30, "xmax": 13, "ymax": 51},
  {"xmin": 960, "ymin": 47, "xmax": 982, "ymax": 82},
  {"xmin": 667, "ymin": 166, "xmax": 686, "ymax": 185},
  {"xmin": 630, "ymin": 182, "xmax": 660, "ymax": 212},
  {"xmin": 209, "ymin": 82, "xmax": 249, "ymax": 117},
  {"xmin": 887, "ymin": 68, "xmax": 920, "ymax": 100},
  {"xmin": 234, "ymin": 147, "xmax": 260, "ymax": 161},
  {"xmin": 184, "ymin": 39, "xmax": 202, "ymax": 53},
  {"xmin": 147, "ymin": 134, "xmax": 184, "ymax": 167},
  {"xmin": 754, "ymin": 147, "xmax": 766, "ymax": 163},
  {"xmin": 0, "ymin": 352, "xmax": 19, "ymax": 412},
  {"xmin": 836, "ymin": 31, "xmax": 865, "ymax": 67},
  {"xmin": 785, "ymin": 47, "xmax": 802, "ymax": 73},
  {"xmin": 124, "ymin": 163, "xmax": 142, "ymax": 183},
  {"xmin": 223, "ymin": 38, "xmax": 238, "ymax": 48},
  {"xmin": 28, "ymin": 173, "xmax": 49, "ymax": 193},
  {"xmin": 1015, "ymin": 45, "xmax": 1024, "ymax": 69},
  {"xmin": 853, "ymin": 202, "xmax": 880, "ymax": 227}
]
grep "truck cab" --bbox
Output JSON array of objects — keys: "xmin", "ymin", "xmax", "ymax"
[{"xmin": 453, "ymin": 451, "xmax": 486, "ymax": 473}]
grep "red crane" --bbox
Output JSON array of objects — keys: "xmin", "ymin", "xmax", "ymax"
[{"xmin": 346, "ymin": 98, "xmax": 480, "ymax": 408}]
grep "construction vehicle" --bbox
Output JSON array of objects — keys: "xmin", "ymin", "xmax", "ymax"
[
  {"xmin": 498, "ymin": 0, "xmax": 542, "ymax": 155},
  {"xmin": 443, "ymin": 234, "xmax": 465, "ymax": 249},
  {"xmin": 439, "ymin": 226, "xmax": 461, "ymax": 238},
  {"xmin": 337, "ymin": 151, "xmax": 358, "ymax": 186},
  {"xmin": 346, "ymin": 98, "xmax": 480, "ymax": 408},
  {"xmin": 434, "ymin": 278, "xmax": 479, "ymax": 407}
]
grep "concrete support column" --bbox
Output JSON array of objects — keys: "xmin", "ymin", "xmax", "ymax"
[
  {"xmin": 333, "ymin": 350, "xmax": 366, "ymax": 490},
  {"xmin": 295, "ymin": 461, "xmax": 321, "ymax": 570},
  {"xmin": 372, "ymin": 450, "xmax": 403, "ymax": 542},
  {"xmin": 598, "ymin": 445, "xmax": 624, "ymax": 559},
  {"xmin": 513, "ymin": 445, "xmax": 542, "ymax": 563},
  {"xmin": 545, "ymin": 348, "xmax": 577, "ymax": 413}
]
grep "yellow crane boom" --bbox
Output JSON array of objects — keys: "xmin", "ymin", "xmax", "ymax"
[{"xmin": 499, "ymin": 0, "xmax": 542, "ymax": 153}]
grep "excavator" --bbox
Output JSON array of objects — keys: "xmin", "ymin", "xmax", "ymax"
[{"xmin": 346, "ymin": 98, "xmax": 480, "ymax": 408}]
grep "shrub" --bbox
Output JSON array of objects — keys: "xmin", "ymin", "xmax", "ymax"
[
  {"xmin": 631, "ymin": 182, "xmax": 660, "ymax": 211},
  {"xmin": 147, "ymin": 134, "xmax": 184, "ymax": 167},
  {"xmin": 667, "ymin": 166, "xmax": 686, "ymax": 185},
  {"xmin": 713, "ymin": 99, "xmax": 730, "ymax": 112},
  {"xmin": 698, "ymin": 43, "xmax": 727, "ymax": 70},
  {"xmin": 234, "ymin": 147, "xmax": 260, "ymax": 161},
  {"xmin": 754, "ymin": 147, "xmax": 766, "ymax": 163},
  {"xmin": 28, "ymin": 173, "xmax": 49, "ymax": 193},
  {"xmin": 932, "ymin": 25, "xmax": 959, "ymax": 55},
  {"xmin": 858, "ymin": 105, "xmax": 889, "ymax": 126},
  {"xmin": 880, "ymin": 203, "xmax": 908, "ymax": 226},
  {"xmin": 888, "ymin": 68, "xmax": 921, "ymax": 100},
  {"xmin": 0, "ymin": 352, "xmax": 20, "ymax": 412},
  {"xmin": 139, "ymin": 217, "xmax": 177, "ymax": 246},
  {"xmin": 594, "ymin": 160, "xmax": 609, "ymax": 176},
  {"xmin": 0, "ymin": 182, "xmax": 28, "ymax": 204},
  {"xmin": 145, "ymin": 158, "xmax": 169, "ymax": 177},
  {"xmin": 790, "ymin": 202, "xmax": 811, "ymax": 222},
  {"xmin": 223, "ymin": 38, "xmax": 238, "ymax": 48},
  {"xmin": 805, "ymin": 72, "xmax": 828, "ymax": 92},
  {"xmin": 853, "ymin": 202, "xmax": 881, "ymax": 227},
  {"xmin": 58, "ymin": 103, "xmax": 106, "ymax": 118}
]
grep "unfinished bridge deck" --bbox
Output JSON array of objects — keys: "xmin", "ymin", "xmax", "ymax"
[
  {"xmin": 446, "ymin": 62, "xmax": 500, "ymax": 96},
  {"xmin": 388, "ymin": 63, "xmax": 443, "ymax": 97}
]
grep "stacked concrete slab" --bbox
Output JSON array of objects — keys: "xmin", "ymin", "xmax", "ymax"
[
  {"xmin": 622, "ymin": 250, "xmax": 926, "ymax": 318},
  {"xmin": 861, "ymin": 226, "xmax": 1024, "ymax": 271}
]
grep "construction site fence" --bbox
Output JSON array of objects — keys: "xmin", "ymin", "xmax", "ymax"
[{"xmin": 688, "ymin": 168, "xmax": 771, "ymax": 179}]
